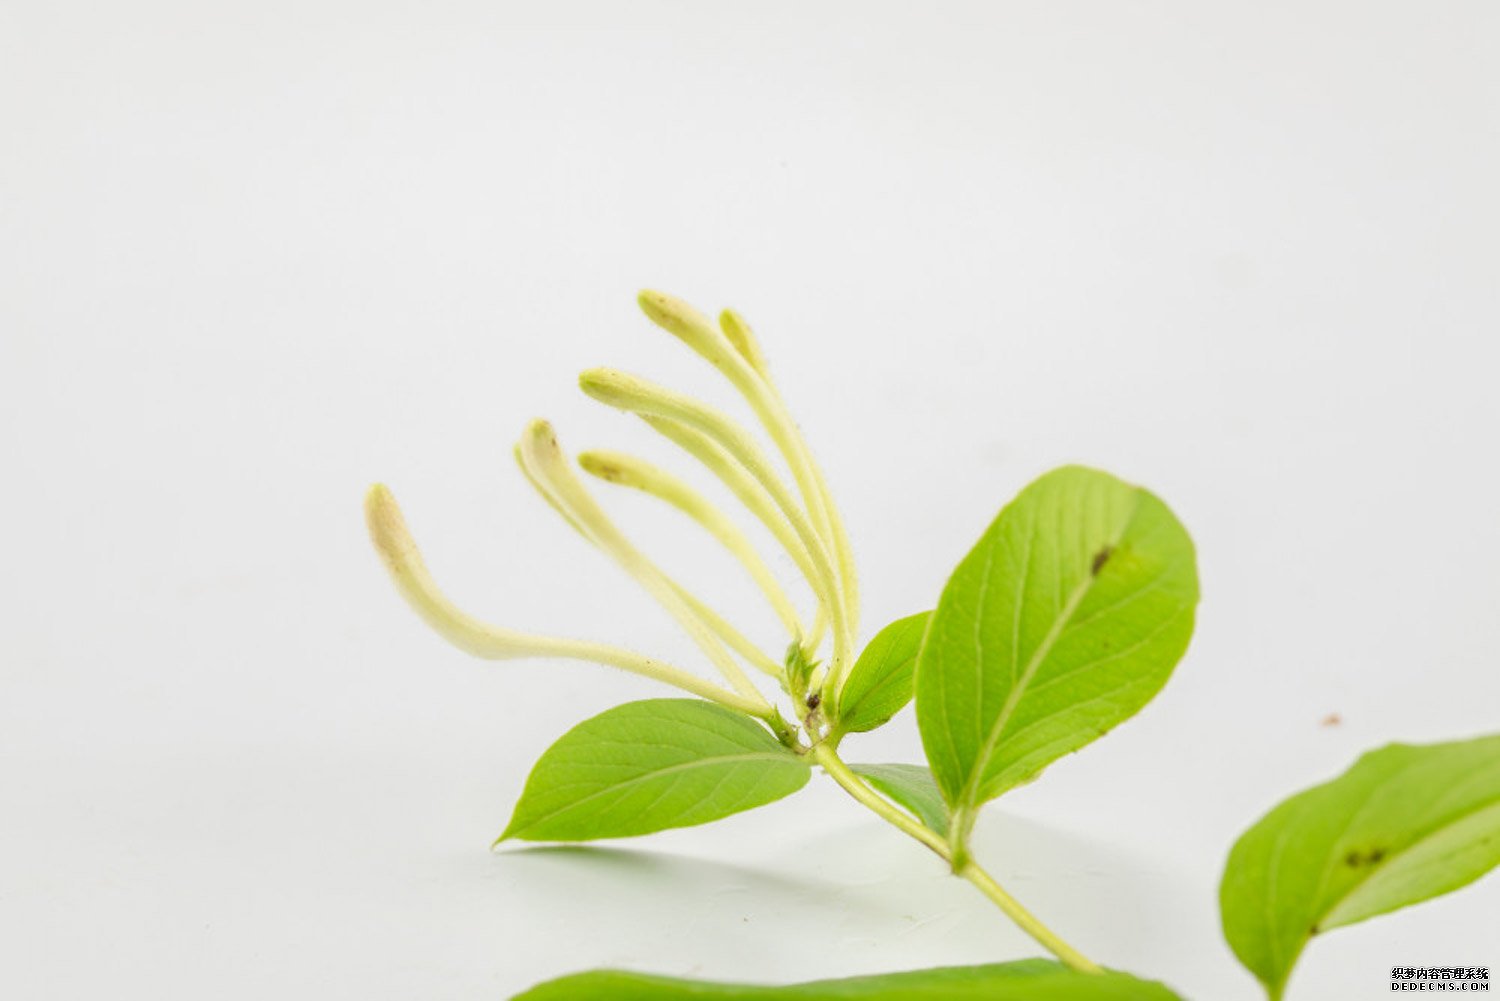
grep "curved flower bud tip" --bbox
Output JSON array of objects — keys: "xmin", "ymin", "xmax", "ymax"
[
  {"xmin": 518, "ymin": 420, "xmax": 616, "ymax": 546},
  {"xmin": 577, "ymin": 367, "xmax": 665, "ymax": 414},
  {"xmin": 577, "ymin": 450, "xmax": 688, "ymax": 504},
  {"xmin": 517, "ymin": 418, "xmax": 612, "ymax": 533},
  {"xmin": 637, "ymin": 289, "xmax": 719, "ymax": 350},
  {"xmin": 363, "ymin": 483, "xmax": 534, "ymax": 659},
  {"xmin": 520, "ymin": 417, "xmax": 561, "ymax": 466},
  {"xmin": 363, "ymin": 485, "xmax": 768, "ymax": 712},
  {"xmin": 719, "ymin": 308, "xmax": 768, "ymax": 375},
  {"xmin": 365, "ymin": 483, "xmax": 421, "ymax": 582},
  {"xmin": 576, "ymin": 450, "xmax": 633, "ymax": 485}
]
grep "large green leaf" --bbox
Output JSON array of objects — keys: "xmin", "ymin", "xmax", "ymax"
[
  {"xmin": 1220, "ymin": 735, "xmax": 1500, "ymax": 1000},
  {"xmin": 511, "ymin": 959, "xmax": 1184, "ymax": 1000},
  {"xmin": 835, "ymin": 612, "xmax": 930, "ymax": 733},
  {"xmin": 500, "ymin": 699, "xmax": 811, "ymax": 842},
  {"xmin": 915, "ymin": 466, "xmax": 1198, "ymax": 831},
  {"xmin": 849, "ymin": 763, "xmax": 948, "ymax": 836}
]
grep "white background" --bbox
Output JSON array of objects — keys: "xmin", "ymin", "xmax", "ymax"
[{"xmin": 3, "ymin": 2, "xmax": 1497, "ymax": 998}]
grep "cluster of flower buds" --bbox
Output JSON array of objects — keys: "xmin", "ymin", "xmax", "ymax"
[{"xmin": 364, "ymin": 292, "xmax": 862, "ymax": 743}]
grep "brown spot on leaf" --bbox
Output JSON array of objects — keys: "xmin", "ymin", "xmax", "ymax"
[{"xmin": 1090, "ymin": 546, "xmax": 1113, "ymax": 576}]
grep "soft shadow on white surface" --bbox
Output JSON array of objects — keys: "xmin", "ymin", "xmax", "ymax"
[{"xmin": 492, "ymin": 807, "xmax": 1201, "ymax": 991}]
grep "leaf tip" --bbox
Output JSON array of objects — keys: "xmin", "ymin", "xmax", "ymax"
[{"xmin": 494, "ymin": 817, "xmax": 527, "ymax": 846}]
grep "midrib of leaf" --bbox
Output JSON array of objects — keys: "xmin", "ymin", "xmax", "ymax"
[
  {"xmin": 1306, "ymin": 755, "xmax": 1486, "ymax": 923},
  {"xmin": 1258, "ymin": 787, "xmax": 1322, "ymax": 998},
  {"xmin": 509, "ymin": 750, "xmax": 797, "ymax": 832},
  {"xmin": 1318, "ymin": 765, "xmax": 1500, "ymax": 930},
  {"xmin": 1008, "ymin": 602, "xmax": 1183, "ymax": 707},
  {"xmin": 956, "ymin": 493, "xmax": 1141, "ymax": 817}
]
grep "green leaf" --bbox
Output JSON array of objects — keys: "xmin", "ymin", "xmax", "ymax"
[
  {"xmin": 915, "ymin": 466, "xmax": 1198, "ymax": 830},
  {"xmin": 849, "ymin": 763, "xmax": 948, "ymax": 836},
  {"xmin": 1220, "ymin": 735, "xmax": 1500, "ymax": 1000},
  {"xmin": 500, "ymin": 699, "xmax": 811, "ymax": 842},
  {"xmin": 510, "ymin": 959, "xmax": 1184, "ymax": 1000},
  {"xmin": 835, "ymin": 612, "xmax": 930, "ymax": 733}
]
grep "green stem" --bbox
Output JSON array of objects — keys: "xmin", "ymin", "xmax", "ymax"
[
  {"xmin": 810, "ymin": 743, "xmax": 1102, "ymax": 974},
  {"xmin": 956, "ymin": 860, "xmax": 1102, "ymax": 974},
  {"xmin": 812, "ymin": 743, "xmax": 948, "ymax": 855}
]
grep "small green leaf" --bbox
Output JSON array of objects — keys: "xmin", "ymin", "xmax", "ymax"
[
  {"xmin": 510, "ymin": 959, "xmax": 1184, "ymax": 1000},
  {"xmin": 1220, "ymin": 734, "xmax": 1500, "ymax": 1000},
  {"xmin": 784, "ymin": 641, "xmax": 819, "ymax": 695},
  {"xmin": 915, "ymin": 466, "xmax": 1197, "ymax": 834},
  {"xmin": 500, "ymin": 699, "xmax": 811, "ymax": 842},
  {"xmin": 835, "ymin": 612, "xmax": 930, "ymax": 733},
  {"xmin": 849, "ymin": 763, "xmax": 948, "ymax": 835}
]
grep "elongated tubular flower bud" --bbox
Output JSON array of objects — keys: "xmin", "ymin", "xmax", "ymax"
[
  {"xmin": 637, "ymin": 291, "xmax": 858, "ymax": 644},
  {"xmin": 361, "ymin": 484, "xmax": 766, "ymax": 714},
  {"xmin": 520, "ymin": 443, "xmax": 781, "ymax": 679},
  {"xmin": 804, "ymin": 604, "xmax": 828, "ymax": 651},
  {"xmin": 640, "ymin": 414, "xmax": 830, "ymax": 657},
  {"xmin": 717, "ymin": 308, "xmax": 769, "ymax": 378},
  {"xmin": 516, "ymin": 420, "xmax": 769, "ymax": 707},
  {"xmin": 637, "ymin": 418, "xmax": 821, "ymax": 627},
  {"xmin": 668, "ymin": 584, "xmax": 784, "ymax": 678},
  {"xmin": 578, "ymin": 369, "xmax": 850, "ymax": 678},
  {"xmin": 513, "ymin": 443, "xmax": 593, "ymax": 540},
  {"xmin": 578, "ymin": 449, "xmax": 805, "ymax": 640}
]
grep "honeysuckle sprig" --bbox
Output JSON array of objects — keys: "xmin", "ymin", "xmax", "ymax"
[
  {"xmin": 366, "ymin": 294, "xmax": 863, "ymax": 736},
  {"xmin": 387, "ymin": 299, "xmax": 1493, "ymax": 1001},
  {"xmin": 362, "ymin": 484, "xmax": 770, "ymax": 716},
  {"xmin": 365, "ymin": 291, "xmax": 1221, "ymax": 981}
]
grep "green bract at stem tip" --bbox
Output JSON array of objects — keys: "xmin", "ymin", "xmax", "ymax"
[{"xmin": 360, "ymin": 484, "xmax": 767, "ymax": 715}]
